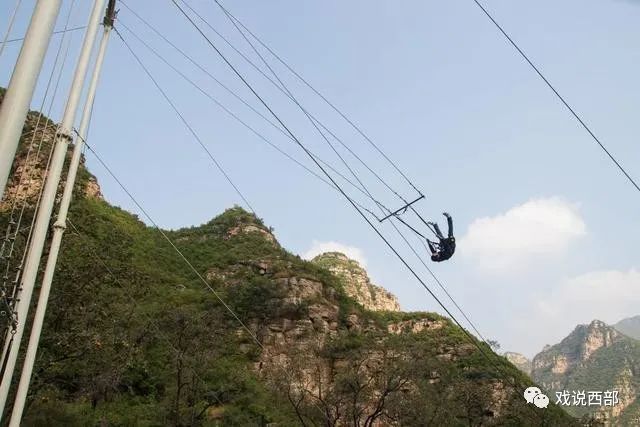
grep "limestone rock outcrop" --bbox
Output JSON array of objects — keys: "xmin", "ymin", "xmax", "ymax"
[
  {"xmin": 311, "ymin": 252, "xmax": 400, "ymax": 312},
  {"xmin": 0, "ymin": 89, "xmax": 103, "ymax": 211},
  {"xmin": 503, "ymin": 351, "xmax": 532, "ymax": 375}
]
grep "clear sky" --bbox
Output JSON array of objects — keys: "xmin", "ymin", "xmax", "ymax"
[{"xmin": 2, "ymin": 0, "xmax": 639, "ymax": 358}]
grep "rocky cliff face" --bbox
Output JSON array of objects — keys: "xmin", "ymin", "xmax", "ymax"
[
  {"xmin": 0, "ymin": 87, "xmax": 102, "ymax": 212},
  {"xmin": 532, "ymin": 321, "xmax": 621, "ymax": 385},
  {"xmin": 311, "ymin": 252, "xmax": 400, "ymax": 312},
  {"xmin": 504, "ymin": 352, "xmax": 532, "ymax": 375},
  {"xmin": 531, "ymin": 320, "xmax": 640, "ymax": 423}
]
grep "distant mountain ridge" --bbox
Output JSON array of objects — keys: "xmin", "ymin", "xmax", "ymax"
[
  {"xmin": 615, "ymin": 315, "xmax": 640, "ymax": 341},
  {"xmin": 530, "ymin": 320, "xmax": 640, "ymax": 424}
]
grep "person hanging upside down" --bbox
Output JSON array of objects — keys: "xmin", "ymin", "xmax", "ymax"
[{"xmin": 427, "ymin": 212, "xmax": 456, "ymax": 262}]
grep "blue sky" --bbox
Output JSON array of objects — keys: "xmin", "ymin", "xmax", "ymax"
[{"xmin": 1, "ymin": 0, "xmax": 639, "ymax": 358}]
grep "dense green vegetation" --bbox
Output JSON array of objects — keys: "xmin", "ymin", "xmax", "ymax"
[
  {"xmin": 0, "ymin": 94, "xmax": 578, "ymax": 425},
  {"xmin": 2, "ymin": 199, "xmax": 303, "ymax": 425}
]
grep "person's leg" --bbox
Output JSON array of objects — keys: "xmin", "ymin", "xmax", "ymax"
[
  {"xmin": 432, "ymin": 223, "xmax": 444, "ymax": 239},
  {"xmin": 427, "ymin": 239, "xmax": 438, "ymax": 254},
  {"xmin": 446, "ymin": 215, "xmax": 454, "ymax": 238}
]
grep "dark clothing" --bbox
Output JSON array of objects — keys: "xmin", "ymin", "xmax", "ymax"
[
  {"xmin": 432, "ymin": 215, "xmax": 454, "ymax": 239},
  {"xmin": 429, "ymin": 237, "xmax": 455, "ymax": 262},
  {"xmin": 427, "ymin": 214, "xmax": 455, "ymax": 262}
]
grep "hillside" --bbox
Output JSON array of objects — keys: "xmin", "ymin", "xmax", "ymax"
[
  {"xmin": 531, "ymin": 320, "xmax": 640, "ymax": 424},
  {"xmin": 615, "ymin": 316, "xmax": 640, "ymax": 341},
  {"xmin": 0, "ymin": 90, "xmax": 577, "ymax": 425}
]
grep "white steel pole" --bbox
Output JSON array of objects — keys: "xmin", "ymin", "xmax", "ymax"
[
  {"xmin": 0, "ymin": 0, "xmax": 63, "ymax": 197},
  {"xmin": 7, "ymin": 16, "xmax": 114, "ymax": 426},
  {"xmin": 0, "ymin": 0, "xmax": 107, "ymax": 419}
]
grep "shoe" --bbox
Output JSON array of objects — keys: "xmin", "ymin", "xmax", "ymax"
[{"xmin": 442, "ymin": 212, "xmax": 450, "ymax": 218}]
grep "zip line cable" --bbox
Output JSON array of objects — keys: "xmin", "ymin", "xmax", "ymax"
[
  {"xmin": 213, "ymin": 1, "xmax": 399, "ymax": 216},
  {"xmin": 122, "ymin": 0, "xmax": 421, "ymax": 230},
  {"xmin": 123, "ymin": 0, "xmax": 411, "ymax": 209},
  {"xmin": 213, "ymin": 0, "xmax": 483, "ymax": 343},
  {"xmin": 100, "ymin": 39, "xmax": 336, "ymax": 411},
  {"xmin": 172, "ymin": 9, "xmax": 547, "ymax": 419},
  {"xmin": 177, "ymin": 0, "xmax": 414, "ymax": 206},
  {"xmin": 117, "ymin": 13, "xmax": 392, "ymax": 217},
  {"xmin": 105, "ymin": 33, "xmax": 526, "ymax": 423},
  {"xmin": 170, "ymin": 0, "xmax": 519, "ymax": 389},
  {"xmin": 117, "ymin": 18, "xmax": 435, "ymax": 268},
  {"xmin": 213, "ymin": 0, "xmax": 422, "ymax": 196},
  {"xmin": 214, "ymin": 4, "xmax": 440, "ymax": 263},
  {"xmin": 189, "ymin": 0, "xmax": 440, "ymax": 245},
  {"xmin": 118, "ymin": 6, "xmax": 438, "ymax": 245},
  {"xmin": 200, "ymin": 7, "xmax": 545, "ymax": 416},
  {"xmin": 212, "ymin": 0, "xmax": 430, "ymax": 277},
  {"xmin": 116, "ymin": 20, "xmax": 384, "ymax": 213},
  {"xmin": 75, "ymin": 38, "xmax": 509, "ymax": 419},
  {"xmin": 118, "ymin": 25, "xmax": 405, "ymax": 259},
  {"xmin": 0, "ymin": 1, "xmax": 546, "ymax": 417},
  {"xmin": 217, "ymin": 1, "xmax": 489, "ymax": 352},
  {"xmin": 116, "ymin": 17, "xmax": 409, "ymax": 227},
  {"xmin": 214, "ymin": 3, "xmax": 443, "ymax": 252},
  {"xmin": 122, "ymin": 1, "xmax": 491, "ymax": 379},
  {"xmin": 0, "ymin": 0, "xmax": 23, "ymax": 58},
  {"xmin": 112, "ymin": 28, "xmax": 256, "ymax": 215},
  {"xmin": 471, "ymin": 0, "xmax": 640, "ymax": 194},
  {"xmin": 3, "ymin": 26, "xmax": 88, "ymax": 46},
  {"xmin": 201, "ymin": 0, "xmax": 405, "ymax": 205}
]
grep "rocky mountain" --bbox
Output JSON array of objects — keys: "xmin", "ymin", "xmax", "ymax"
[
  {"xmin": 0, "ymin": 86, "xmax": 102, "ymax": 213},
  {"xmin": 504, "ymin": 352, "xmax": 532, "ymax": 375},
  {"xmin": 615, "ymin": 316, "xmax": 640, "ymax": 341},
  {"xmin": 531, "ymin": 320, "xmax": 640, "ymax": 425},
  {"xmin": 312, "ymin": 251, "xmax": 401, "ymax": 312},
  {"xmin": 0, "ymin": 88, "xmax": 577, "ymax": 425}
]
